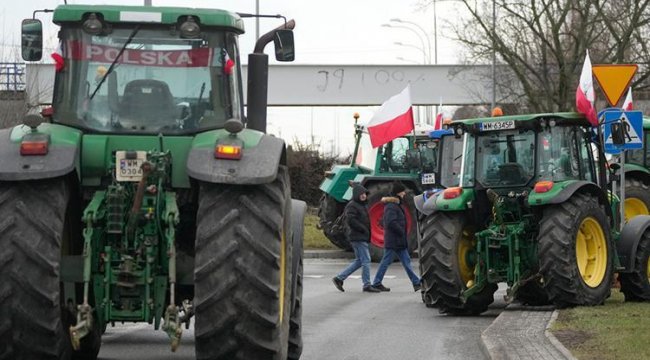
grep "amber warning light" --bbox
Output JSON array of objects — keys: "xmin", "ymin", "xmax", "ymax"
[
  {"xmin": 20, "ymin": 134, "xmax": 49, "ymax": 156},
  {"xmin": 215, "ymin": 144, "xmax": 242, "ymax": 160}
]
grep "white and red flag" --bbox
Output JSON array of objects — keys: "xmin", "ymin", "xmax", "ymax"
[
  {"xmin": 433, "ymin": 99, "xmax": 444, "ymax": 130},
  {"xmin": 622, "ymin": 87, "xmax": 633, "ymax": 110},
  {"xmin": 575, "ymin": 50, "xmax": 598, "ymax": 126},
  {"xmin": 365, "ymin": 85, "xmax": 415, "ymax": 148}
]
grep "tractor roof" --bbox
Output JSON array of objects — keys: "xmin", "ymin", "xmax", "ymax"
[
  {"xmin": 53, "ymin": 4, "xmax": 245, "ymax": 33},
  {"xmin": 643, "ymin": 117, "xmax": 650, "ymax": 129},
  {"xmin": 452, "ymin": 112, "xmax": 586, "ymax": 125}
]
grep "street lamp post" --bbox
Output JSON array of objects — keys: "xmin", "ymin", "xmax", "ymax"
[
  {"xmin": 391, "ymin": 18, "xmax": 433, "ymax": 64},
  {"xmin": 394, "ymin": 42, "xmax": 427, "ymax": 64},
  {"xmin": 381, "ymin": 23, "xmax": 429, "ymax": 64},
  {"xmin": 396, "ymin": 56, "xmax": 420, "ymax": 64}
]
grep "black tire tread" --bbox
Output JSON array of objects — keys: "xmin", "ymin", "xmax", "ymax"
[
  {"xmin": 0, "ymin": 179, "xmax": 70, "ymax": 360},
  {"xmin": 420, "ymin": 212, "xmax": 497, "ymax": 315},
  {"xmin": 318, "ymin": 194, "xmax": 351, "ymax": 250},
  {"xmin": 194, "ymin": 167, "xmax": 292, "ymax": 360},
  {"xmin": 537, "ymin": 193, "xmax": 614, "ymax": 308},
  {"xmin": 619, "ymin": 229, "xmax": 650, "ymax": 301}
]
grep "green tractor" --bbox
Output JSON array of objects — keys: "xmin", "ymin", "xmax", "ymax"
[
  {"xmin": 415, "ymin": 112, "xmax": 650, "ymax": 315},
  {"xmin": 318, "ymin": 115, "xmax": 441, "ymax": 260},
  {"xmin": 4, "ymin": 5, "xmax": 305, "ymax": 360}
]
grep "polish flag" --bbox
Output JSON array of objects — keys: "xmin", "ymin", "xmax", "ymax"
[
  {"xmin": 575, "ymin": 51, "xmax": 598, "ymax": 127},
  {"xmin": 433, "ymin": 112, "xmax": 443, "ymax": 130},
  {"xmin": 365, "ymin": 85, "xmax": 415, "ymax": 148},
  {"xmin": 622, "ymin": 87, "xmax": 633, "ymax": 110},
  {"xmin": 51, "ymin": 41, "xmax": 65, "ymax": 72}
]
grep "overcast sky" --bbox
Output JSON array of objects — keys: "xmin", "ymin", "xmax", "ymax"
[{"xmin": 4, "ymin": 0, "xmax": 469, "ymax": 156}]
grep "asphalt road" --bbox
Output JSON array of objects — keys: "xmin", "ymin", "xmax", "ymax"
[{"xmin": 98, "ymin": 258, "xmax": 506, "ymax": 360}]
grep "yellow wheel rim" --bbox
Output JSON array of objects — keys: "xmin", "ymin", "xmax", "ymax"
[
  {"xmin": 575, "ymin": 217, "xmax": 607, "ymax": 288},
  {"xmin": 646, "ymin": 256, "xmax": 650, "ymax": 283},
  {"xmin": 624, "ymin": 198, "xmax": 650, "ymax": 223},
  {"xmin": 457, "ymin": 228, "xmax": 476, "ymax": 286}
]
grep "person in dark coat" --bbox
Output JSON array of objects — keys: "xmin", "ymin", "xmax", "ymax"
[
  {"xmin": 332, "ymin": 184, "xmax": 380, "ymax": 293},
  {"xmin": 371, "ymin": 182, "xmax": 421, "ymax": 292}
]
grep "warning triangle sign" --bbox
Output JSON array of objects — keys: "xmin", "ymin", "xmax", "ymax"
[{"xmin": 592, "ymin": 64, "xmax": 637, "ymax": 106}]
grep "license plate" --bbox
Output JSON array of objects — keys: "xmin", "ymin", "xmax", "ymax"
[
  {"xmin": 115, "ymin": 151, "xmax": 147, "ymax": 182},
  {"xmin": 480, "ymin": 120, "xmax": 515, "ymax": 131},
  {"xmin": 421, "ymin": 173, "xmax": 436, "ymax": 185}
]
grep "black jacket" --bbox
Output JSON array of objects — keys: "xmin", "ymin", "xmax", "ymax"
[
  {"xmin": 344, "ymin": 185, "xmax": 370, "ymax": 243},
  {"xmin": 382, "ymin": 196, "xmax": 407, "ymax": 250}
]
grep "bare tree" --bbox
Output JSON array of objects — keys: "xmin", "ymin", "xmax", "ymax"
[{"xmin": 433, "ymin": 0, "xmax": 650, "ymax": 112}]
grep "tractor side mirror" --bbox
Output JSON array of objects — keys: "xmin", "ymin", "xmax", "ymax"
[
  {"xmin": 21, "ymin": 19, "xmax": 43, "ymax": 61},
  {"xmin": 611, "ymin": 122, "xmax": 626, "ymax": 146},
  {"xmin": 273, "ymin": 30, "xmax": 295, "ymax": 62}
]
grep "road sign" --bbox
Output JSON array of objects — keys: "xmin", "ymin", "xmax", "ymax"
[
  {"xmin": 601, "ymin": 109, "xmax": 643, "ymax": 154},
  {"xmin": 592, "ymin": 64, "xmax": 637, "ymax": 107}
]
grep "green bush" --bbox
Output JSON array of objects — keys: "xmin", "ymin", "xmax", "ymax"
[{"xmin": 287, "ymin": 141, "xmax": 337, "ymax": 207}]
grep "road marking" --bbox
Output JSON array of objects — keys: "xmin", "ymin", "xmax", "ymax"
[
  {"xmin": 304, "ymin": 275, "xmax": 324, "ymax": 278},
  {"xmin": 304, "ymin": 275, "xmax": 397, "ymax": 279}
]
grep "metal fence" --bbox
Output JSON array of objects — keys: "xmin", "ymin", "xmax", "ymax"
[{"xmin": 0, "ymin": 63, "xmax": 25, "ymax": 92}]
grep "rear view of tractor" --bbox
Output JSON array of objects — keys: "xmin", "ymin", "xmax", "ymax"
[
  {"xmin": 415, "ymin": 113, "xmax": 650, "ymax": 315},
  {"xmin": 318, "ymin": 114, "xmax": 441, "ymax": 259},
  {"xmin": 3, "ymin": 5, "xmax": 305, "ymax": 360}
]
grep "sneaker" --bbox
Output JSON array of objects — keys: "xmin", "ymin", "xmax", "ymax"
[
  {"xmin": 363, "ymin": 285, "xmax": 381, "ymax": 293},
  {"xmin": 372, "ymin": 284, "xmax": 391, "ymax": 292},
  {"xmin": 413, "ymin": 283, "xmax": 422, "ymax": 292},
  {"xmin": 332, "ymin": 277, "xmax": 344, "ymax": 292}
]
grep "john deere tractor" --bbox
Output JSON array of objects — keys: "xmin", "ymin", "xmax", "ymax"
[
  {"xmin": 3, "ymin": 5, "xmax": 305, "ymax": 360},
  {"xmin": 318, "ymin": 115, "xmax": 441, "ymax": 260},
  {"xmin": 618, "ymin": 117, "xmax": 650, "ymax": 220},
  {"xmin": 415, "ymin": 112, "xmax": 650, "ymax": 315}
]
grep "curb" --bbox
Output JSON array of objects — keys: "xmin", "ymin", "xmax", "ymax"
[
  {"xmin": 480, "ymin": 308, "xmax": 575, "ymax": 360},
  {"xmin": 545, "ymin": 310, "xmax": 578, "ymax": 360}
]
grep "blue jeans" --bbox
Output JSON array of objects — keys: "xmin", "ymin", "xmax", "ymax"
[
  {"xmin": 336, "ymin": 241, "xmax": 371, "ymax": 288},
  {"xmin": 373, "ymin": 248, "xmax": 421, "ymax": 286}
]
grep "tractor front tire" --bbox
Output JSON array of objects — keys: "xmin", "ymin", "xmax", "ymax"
[
  {"xmin": 420, "ymin": 212, "xmax": 497, "ymax": 315},
  {"xmin": 366, "ymin": 183, "xmax": 418, "ymax": 262},
  {"xmin": 288, "ymin": 200, "xmax": 306, "ymax": 360},
  {"xmin": 619, "ymin": 229, "xmax": 650, "ymax": 301},
  {"xmin": 538, "ymin": 193, "xmax": 614, "ymax": 308},
  {"xmin": 0, "ymin": 179, "xmax": 72, "ymax": 360},
  {"xmin": 624, "ymin": 178, "xmax": 650, "ymax": 222},
  {"xmin": 194, "ymin": 166, "xmax": 293, "ymax": 360},
  {"xmin": 318, "ymin": 194, "xmax": 350, "ymax": 250}
]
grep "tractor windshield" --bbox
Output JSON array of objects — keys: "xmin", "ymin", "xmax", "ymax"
[
  {"xmin": 475, "ymin": 129, "xmax": 535, "ymax": 187},
  {"xmin": 537, "ymin": 125, "xmax": 596, "ymax": 182},
  {"xmin": 52, "ymin": 25, "xmax": 242, "ymax": 134}
]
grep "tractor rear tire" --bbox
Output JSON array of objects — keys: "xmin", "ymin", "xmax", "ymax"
[
  {"xmin": 366, "ymin": 182, "xmax": 418, "ymax": 262},
  {"xmin": 194, "ymin": 166, "xmax": 293, "ymax": 360},
  {"xmin": 538, "ymin": 193, "xmax": 614, "ymax": 308},
  {"xmin": 0, "ymin": 179, "xmax": 72, "ymax": 360},
  {"xmin": 318, "ymin": 194, "xmax": 351, "ymax": 250},
  {"xmin": 619, "ymin": 229, "xmax": 650, "ymax": 301},
  {"xmin": 288, "ymin": 200, "xmax": 306, "ymax": 360},
  {"xmin": 624, "ymin": 178, "xmax": 650, "ymax": 222},
  {"xmin": 421, "ymin": 212, "xmax": 497, "ymax": 315}
]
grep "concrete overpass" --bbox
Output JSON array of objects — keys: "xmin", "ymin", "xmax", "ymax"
[{"xmin": 25, "ymin": 63, "xmax": 506, "ymax": 107}]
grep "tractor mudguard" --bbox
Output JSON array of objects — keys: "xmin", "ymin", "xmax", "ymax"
[
  {"xmin": 187, "ymin": 133, "xmax": 285, "ymax": 185},
  {"xmin": 618, "ymin": 215, "xmax": 650, "ymax": 272},
  {"xmin": 529, "ymin": 180, "xmax": 611, "ymax": 216},
  {"xmin": 0, "ymin": 125, "xmax": 81, "ymax": 181},
  {"xmin": 414, "ymin": 190, "xmax": 443, "ymax": 216}
]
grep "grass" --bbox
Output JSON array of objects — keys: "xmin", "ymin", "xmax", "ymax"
[
  {"xmin": 551, "ymin": 288, "xmax": 650, "ymax": 360},
  {"xmin": 303, "ymin": 213, "xmax": 338, "ymax": 250}
]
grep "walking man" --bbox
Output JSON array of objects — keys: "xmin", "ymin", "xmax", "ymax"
[
  {"xmin": 332, "ymin": 184, "xmax": 380, "ymax": 293},
  {"xmin": 371, "ymin": 182, "xmax": 422, "ymax": 292}
]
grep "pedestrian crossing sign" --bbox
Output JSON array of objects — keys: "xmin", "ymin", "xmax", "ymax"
[{"xmin": 601, "ymin": 109, "xmax": 643, "ymax": 154}]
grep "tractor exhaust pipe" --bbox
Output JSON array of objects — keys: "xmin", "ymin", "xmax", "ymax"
[{"xmin": 247, "ymin": 19, "xmax": 295, "ymax": 133}]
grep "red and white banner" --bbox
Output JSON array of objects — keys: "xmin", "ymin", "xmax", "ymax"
[
  {"xmin": 575, "ymin": 50, "xmax": 598, "ymax": 127},
  {"xmin": 365, "ymin": 85, "xmax": 414, "ymax": 148},
  {"xmin": 66, "ymin": 40, "xmax": 214, "ymax": 68},
  {"xmin": 622, "ymin": 87, "xmax": 633, "ymax": 110}
]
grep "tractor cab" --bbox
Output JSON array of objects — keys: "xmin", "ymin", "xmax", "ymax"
[{"xmin": 45, "ymin": 9, "xmax": 245, "ymax": 134}]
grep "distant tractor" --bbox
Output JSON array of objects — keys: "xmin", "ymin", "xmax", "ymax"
[
  {"xmin": 415, "ymin": 113, "xmax": 650, "ymax": 315},
  {"xmin": 318, "ymin": 114, "xmax": 442, "ymax": 260},
  {"xmin": 618, "ymin": 117, "xmax": 650, "ymax": 221},
  {"xmin": 4, "ymin": 5, "xmax": 305, "ymax": 360}
]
